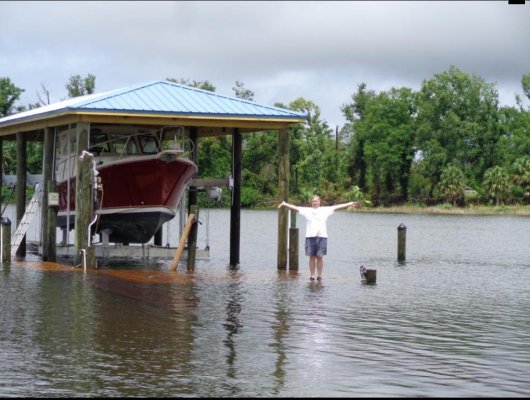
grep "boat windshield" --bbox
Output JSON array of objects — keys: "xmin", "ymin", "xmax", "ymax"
[
  {"xmin": 88, "ymin": 132, "xmax": 161, "ymax": 156},
  {"xmin": 139, "ymin": 135, "xmax": 159, "ymax": 154}
]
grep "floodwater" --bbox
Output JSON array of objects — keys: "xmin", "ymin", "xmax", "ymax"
[{"xmin": 1, "ymin": 208, "xmax": 530, "ymax": 397}]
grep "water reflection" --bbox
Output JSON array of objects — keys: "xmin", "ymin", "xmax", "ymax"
[
  {"xmin": 270, "ymin": 270, "xmax": 298, "ymax": 395},
  {"xmin": 2, "ymin": 210, "xmax": 530, "ymax": 396},
  {"xmin": 223, "ymin": 266, "xmax": 243, "ymax": 382}
]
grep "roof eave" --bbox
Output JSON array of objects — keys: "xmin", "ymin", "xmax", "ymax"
[{"xmin": 0, "ymin": 110, "xmax": 306, "ymax": 137}]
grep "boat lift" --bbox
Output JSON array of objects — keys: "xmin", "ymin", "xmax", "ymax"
[{"xmin": 19, "ymin": 176, "xmax": 225, "ymax": 264}]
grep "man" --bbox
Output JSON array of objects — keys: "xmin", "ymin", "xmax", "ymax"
[{"xmin": 278, "ymin": 195, "xmax": 359, "ymax": 281}]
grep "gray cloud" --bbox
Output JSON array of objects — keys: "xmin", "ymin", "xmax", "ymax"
[{"xmin": 1, "ymin": 1, "xmax": 529, "ymax": 127}]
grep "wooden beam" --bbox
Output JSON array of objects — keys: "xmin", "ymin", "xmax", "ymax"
[
  {"xmin": 230, "ymin": 128, "xmax": 242, "ymax": 267},
  {"xmin": 15, "ymin": 132, "xmax": 26, "ymax": 258},
  {"xmin": 169, "ymin": 212, "xmax": 196, "ymax": 271},
  {"xmin": 74, "ymin": 122, "xmax": 91, "ymax": 267},
  {"xmin": 0, "ymin": 112, "xmax": 304, "ymax": 137},
  {"xmin": 187, "ymin": 128, "xmax": 199, "ymax": 271},
  {"xmin": 41, "ymin": 127, "xmax": 54, "ymax": 261},
  {"xmin": 277, "ymin": 129, "xmax": 289, "ymax": 270},
  {"xmin": 188, "ymin": 178, "xmax": 230, "ymax": 187}
]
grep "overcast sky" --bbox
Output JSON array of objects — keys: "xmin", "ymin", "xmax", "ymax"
[{"xmin": 1, "ymin": 1, "xmax": 529, "ymax": 128}]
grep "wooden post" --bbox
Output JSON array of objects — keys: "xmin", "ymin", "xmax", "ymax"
[
  {"xmin": 186, "ymin": 205, "xmax": 199, "ymax": 271},
  {"xmin": 187, "ymin": 128, "xmax": 198, "ymax": 270},
  {"xmin": 153, "ymin": 229, "xmax": 163, "ymax": 246},
  {"xmin": 230, "ymin": 128, "xmax": 242, "ymax": 267},
  {"xmin": 364, "ymin": 269, "xmax": 377, "ymax": 284},
  {"xmin": 74, "ymin": 123, "xmax": 91, "ymax": 267},
  {"xmin": 0, "ymin": 139, "xmax": 3, "ymax": 214},
  {"xmin": 15, "ymin": 132, "xmax": 26, "ymax": 258},
  {"xmin": 360, "ymin": 266, "xmax": 377, "ymax": 284},
  {"xmin": 169, "ymin": 211, "xmax": 196, "ymax": 271},
  {"xmin": 46, "ymin": 180, "xmax": 58, "ymax": 262},
  {"xmin": 398, "ymin": 223, "xmax": 406, "ymax": 263},
  {"xmin": 86, "ymin": 246, "xmax": 96, "ymax": 270},
  {"xmin": 288, "ymin": 211, "xmax": 298, "ymax": 270},
  {"xmin": 42, "ymin": 127, "xmax": 54, "ymax": 261},
  {"xmin": 277, "ymin": 129, "xmax": 289, "ymax": 270},
  {"xmin": 1, "ymin": 217, "xmax": 11, "ymax": 263}
]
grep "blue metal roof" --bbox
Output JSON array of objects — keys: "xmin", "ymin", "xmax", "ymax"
[{"xmin": 0, "ymin": 80, "xmax": 307, "ymax": 127}]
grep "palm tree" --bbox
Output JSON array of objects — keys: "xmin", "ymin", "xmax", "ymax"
[
  {"xmin": 512, "ymin": 156, "xmax": 530, "ymax": 201},
  {"xmin": 483, "ymin": 166, "xmax": 510, "ymax": 206},
  {"xmin": 438, "ymin": 165, "xmax": 466, "ymax": 207}
]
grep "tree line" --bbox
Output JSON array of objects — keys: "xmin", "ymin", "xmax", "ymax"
[{"xmin": 1, "ymin": 66, "xmax": 529, "ymax": 208}]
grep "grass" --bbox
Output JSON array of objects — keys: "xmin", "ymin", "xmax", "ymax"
[{"xmin": 355, "ymin": 203, "xmax": 530, "ymax": 216}]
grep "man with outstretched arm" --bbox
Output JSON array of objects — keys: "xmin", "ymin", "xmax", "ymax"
[{"xmin": 278, "ymin": 195, "xmax": 359, "ymax": 282}]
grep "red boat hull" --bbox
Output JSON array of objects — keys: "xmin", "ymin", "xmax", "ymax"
[{"xmin": 57, "ymin": 152, "xmax": 197, "ymax": 243}]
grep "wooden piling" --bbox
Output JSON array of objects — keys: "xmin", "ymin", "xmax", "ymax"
[
  {"xmin": 187, "ymin": 128, "xmax": 198, "ymax": 270},
  {"xmin": 1, "ymin": 217, "xmax": 11, "ymax": 263},
  {"xmin": 0, "ymin": 139, "xmax": 3, "ymax": 214},
  {"xmin": 42, "ymin": 127, "xmax": 55, "ymax": 261},
  {"xmin": 15, "ymin": 132, "xmax": 26, "ymax": 258},
  {"xmin": 230, "ymin": 128, "xmax": 242, "ymax": 267},
  {"xmin": 186, "ymin": 205, "xmax": 199, "ymax": 271},
  {"xmin": 398, "ymin": 223, "xmax": 407, "ymax": 263},
  {"xmin": 170, "ymin": 211, "xmax": 196, "ymax": 271},
  {"xmin": 364, "ymin": 269, "xmax": 377, "ymax": 284},
  {"xmin": 277, "ymin": 129, "xmax": 289, "ymax": 270},
  {"xmin": 288, "ymin": 211, "xmax": 298, "ymax": 270},
  {"xmin": 74, "ymin": 123, "xmax": 93, "ymax": 268},
  {"xmin": 45, "ymin": 180, "xmax": 58, "ymax": 262},
  {"xmin": 86, "ymin": 246, "xmax": 96, "ymax": 270}
]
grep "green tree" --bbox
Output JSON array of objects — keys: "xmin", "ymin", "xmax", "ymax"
[
  {"xmin": 167, "ymin": 77, "xmax": 216, "ymax": 92},
  {"xmin": 342, "ymin": 85, "xmax": 417, "ymax": 205},
  {"xmin": 415, "ymin": 66, "xmax": 500, "ymax": 197},
  {"xmin": 0, "ymin": 77, "xmax": 24, "ymax": 117},
  {"xmin": 483, "ymin": 166, "xmax": 510, "ymax": 206},
  {"xmin": 342, "ymin": 83, "xmax": 376, "ymax": 192},
  {"xmin": 511, "ymin": 156, "xmax": 530, "ymax": 203},
  {"xmin": 521, "ymin": 73, "xmax": 530, "ymax": 102},
  {"xmin": 66, "ymin": 74, "xmax": 96, "ymax": 97},
  {"xmin": 496, "ymin": 105, "xmax": 530, "ymax": 167},
  {"xmin": 230, "ymin": 81, "xmax": 279, "ymax": 206},
  {"xmin": 436, "ymin": 164, "xmax": 466, "ymax": 206},
  {"xmin": 287, "ymin": 97, "xmax": 342, "ymax": 198},
  {"xmin": 232, "ymin": 81, "xmax": 254, "ymax": 101}
]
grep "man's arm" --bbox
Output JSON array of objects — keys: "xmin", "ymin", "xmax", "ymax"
[
  {"xmin": 278, "ymin": 200, "xmax": 300, "ymax": 212},
  {"xmin": 331, "ymin": 201, "xmax": 359, "ymax": 211}
]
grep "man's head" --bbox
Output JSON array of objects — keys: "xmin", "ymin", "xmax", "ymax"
[{"xmin": 311, "ymin": 195, "xmax": 321, "ymax": 208}]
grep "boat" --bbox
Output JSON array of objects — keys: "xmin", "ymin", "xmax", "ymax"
[{"xmin": 55, "ymin": 124, "xmax": 198, "ymax": 244}]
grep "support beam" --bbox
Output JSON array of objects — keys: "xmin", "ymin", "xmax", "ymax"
[
  {"xmin": 186, "ymin": 205, "xmax": 198, "ymax": 271},
  {"xmin": 0, "ymin": 139, "xmax": 3, "ymax": 215},
  {"xmin": 187, "ymin": 127, "xmax": 198, "ymax": 270},
  {"xmin": 74, "ymin": 122, "xmax": 91, "ymax": 267},
  {"xmin": 230, "ymin": 128, "xmax": 242, "ymax": 267},
  {"xmin": 46, "ymin": 180, "xmax": 58, "ymax": 262},
  {"xmin": 277, "ymin": 129, "xmax": 289, "ymax": 269},
  {"xmin": 15, "ymin": 132, "xmax": 26, "ymax": 258},
  {"xmin": 169, "ymin": 210, "xmax": 196, "ymax": 271},
  {"xmin": 41, "ymin": 127, "xmax": 56, "ymax": 261}
]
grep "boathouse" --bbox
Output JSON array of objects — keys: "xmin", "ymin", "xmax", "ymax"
[{"xmin": 0, "ymin": 80, "xmax": 306, "ymax": 268}]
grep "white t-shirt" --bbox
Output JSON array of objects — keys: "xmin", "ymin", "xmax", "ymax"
[{"xmin": 298, "ymin": 206, "xmax": 335, "ymax": 238}]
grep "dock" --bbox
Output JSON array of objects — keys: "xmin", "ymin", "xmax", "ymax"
[{"xmin": 27, "ymin": 241, "xmax": 210, "ymax": 262}]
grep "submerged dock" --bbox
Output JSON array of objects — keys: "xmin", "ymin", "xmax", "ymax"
[{"xmin": 27, "ymin": 241, "xmax": 209, "ymax": 261}]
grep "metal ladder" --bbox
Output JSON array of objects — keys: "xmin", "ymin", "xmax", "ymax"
[{"xmin": 11, "ymin": 183, "xmax": 44, "ymax": 257}]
